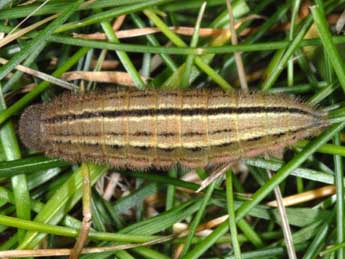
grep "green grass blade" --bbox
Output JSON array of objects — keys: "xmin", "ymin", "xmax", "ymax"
[
  {"xmin": 56, "ymin": 0, "xmax": 173, "ymax": 33},
  {"xmin": 101, "ymin": 21, "xmax": 146, "ymax": 89},
  {"xmin": 184, "ymin": 122, "xmax": 345, "ymax": 259},
  {"xmin": 0, "ymin": 87, "xmax": 30, "ymax": 242},
  {"xmin": 0, "ymin": 0, "xmax": 83, "ymax": 81},
  {"xmin": 17, "ymin": 164, "xmax": 107, "ymax": 249},
  {"xmin": 0, "ymin": 47, "xmax": 89, "ymax": 125},
  {"xmin": 311, "ymin": 5, "xmax": 345, "ymax": 93},
  {"xmin": 226, "ymin": 170, "xmax": 242, "ymax": 258}
]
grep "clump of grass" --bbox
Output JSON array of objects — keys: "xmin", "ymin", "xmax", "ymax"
[{"xmin": 0, "ymin": 0, "xmax": 345, "ymax": 258}]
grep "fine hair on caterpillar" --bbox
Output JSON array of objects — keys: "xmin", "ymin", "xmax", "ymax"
[{"xmin": 19, "ymin": 88, "xmax": 329, "ymax": 170}]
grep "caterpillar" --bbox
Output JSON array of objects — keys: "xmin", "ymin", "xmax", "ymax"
[{"xmin": 19, "ymin": 88, "xmax": 329, "ymax": 170}]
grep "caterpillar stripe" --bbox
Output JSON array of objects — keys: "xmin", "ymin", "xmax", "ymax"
[{"xmin": 19, "ymin": 88, "xmax": 329, "ymax": 169}]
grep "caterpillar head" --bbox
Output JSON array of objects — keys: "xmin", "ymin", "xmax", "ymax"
[{"xmin": 19, "ymin": 104, "xmax": 44, "ymax": 152}]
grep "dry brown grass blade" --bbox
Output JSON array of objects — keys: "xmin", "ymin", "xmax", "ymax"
[
  {"xmin": 19, "ymin": 0, "xmax": 39, "ymax": 5},
  {"xmin": 102, "ymin": 173, "xmax": 121, "ymax": 200},
  {"xmin": 171, "ymin": 216, "xmax": 230, "ymax": 236},
  {"xmin": 72, "ymin": 13, "xmax": 339, "ymax": 41},
  {"xmin": 266, "ymin": 185, "xmax": 336, "ymax": 207},
  {"xmin": 113, "ymin": 15, "xmax": 127, "ymax": 31},
  {"xmin": 172, "ymin": 215, "xmax": 230, "ymax": 258},
  {"xmin": 196, "ymin": 164, "xmax": 231, "ymax": 193},
  {"xmin": 0, "ymin": 57, "xmax": 78, "ymax": 90},
  {"xmin": 0, "ymin": 235, "xmax": 174, "ymax": 258},
  {"xmin": 74, "ymin": 27, "xmax": 232, "ymax": 40},
  {"xmin": 234, "ymin": 68, "xmax": 265, "ymax": 86},
  {"xmin": 62, "ymin": 71, "xmax": 146, "ymax": 86},
  {"xmin": 73, "ymin": 15, "xmax": 263, "ymax": 40},
  {"xmin": 226, "ymin": 0, "xmax": 248, "ymax": 93},
  {"xmin": 70, "ymin": 164, "xmax": 92, "ymax": 259},
  {"xmin": 0, "ymin": 14, "xmax": 57, "ymax": 48},
  {"xmin": 10, "ymin": 0, "xmax": 51, "ymax": 35},
  {"xmin": 195, "ymin": 215, "xmax": 229, "ymax": 232},
  {"xmin": 336, "ymin": 9, "xmax": 345, "ymax": 33},
  {"xmin": 80, "ymin": 0, "xmax": 98, "ymax": 8},
  {"xmin": 0, "ymin": 214, "xmax": 230, "ymax": 259},
  {"xmin": 90, "ymin": 59, "xmax": 119, "ymax": 69},
  {"xmin": 267, "ymin": 169, "xmax": 296, "ymax": 259}
]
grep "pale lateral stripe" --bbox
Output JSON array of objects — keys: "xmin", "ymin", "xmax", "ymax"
[{"xmin": 47, "ymin": 122, "xmax": 307, "ymax": 149}]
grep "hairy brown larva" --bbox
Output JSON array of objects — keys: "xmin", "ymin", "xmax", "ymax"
[{"xmin": 19, "ymin": 88, "xmax": 329, "ymax": 169}]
